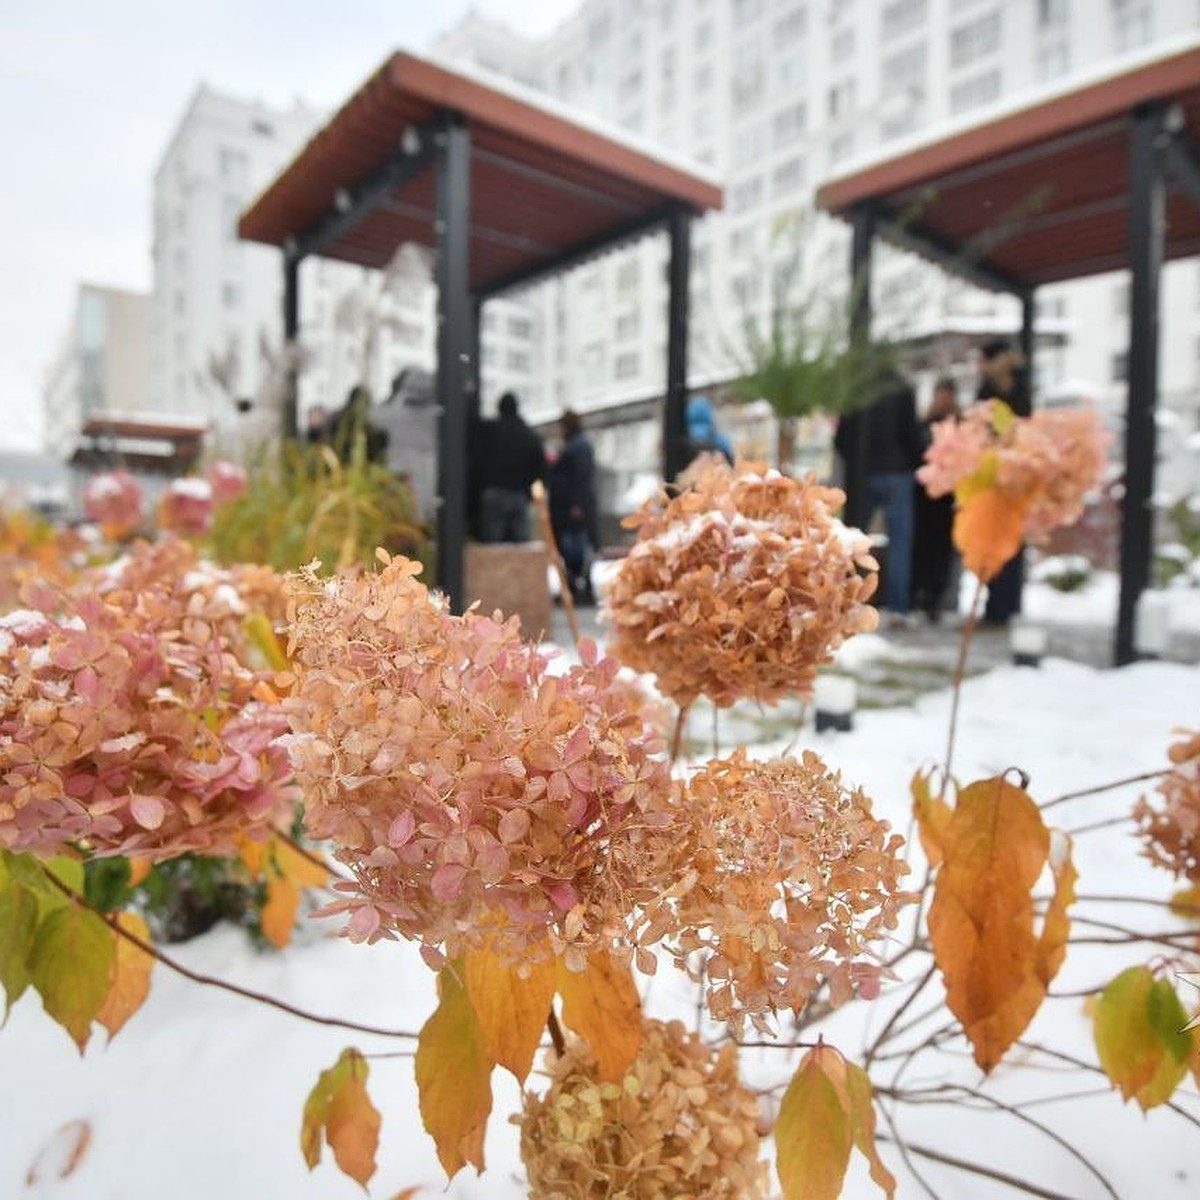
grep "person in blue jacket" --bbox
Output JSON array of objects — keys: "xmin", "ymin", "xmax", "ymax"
[{"xmin": 684, "ymin": 395, "xmax": 735, "ymax": 467}]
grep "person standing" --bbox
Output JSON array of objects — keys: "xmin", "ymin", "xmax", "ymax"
[
  {"xmin": 976, "ymin": 339, "xmax": 1031, "ymax": 623},
  {"xmin": 548, "ymin": 409, "xmax": 600, "ymax": 606},
  {"xmin": 683, "ymin": 395, "xmax": 735, "ymax": 467},
  {"xmin": 477, "ymin": 392, "xmax": 545, "ymax": 543},
  {"xmin": 834, "ymin": 368, "xmax": 925, "ymax": 627},
  {"xmin": 912, "ymin": 377, "xmax": 961, "ymax": 622}
]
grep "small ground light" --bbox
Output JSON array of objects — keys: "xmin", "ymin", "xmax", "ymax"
[
  {"xmin": 814, "ymin": 674, "xmax": 856, "ymax": 733},
  {"xmin": 1135, "ymin": 590, "xmax": 1172, "ymax": 659},
  {"xmin": 1010, "ymin": 620, "xmax": 1048, "ymax": 667}
]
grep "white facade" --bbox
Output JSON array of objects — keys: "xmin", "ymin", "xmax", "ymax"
[
  {"xmin": 43, "ymin": 284, "xmax": 152, "ymax": 457},
  {"xmin": 436, "ymin": 0, "xmax": 1200, "ymax": 502}
]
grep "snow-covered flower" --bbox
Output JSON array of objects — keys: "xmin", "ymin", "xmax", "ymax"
[
  {"xmin": 604, "ymin": 458, "xmax": 878, "ymax": 708},
  {"xmin": 158, "ymin": 477, "xmax": 215, "ymax": 535},
  {"xmin": 1135, "ymin": 728, "xmax": 1200, "ymax": 883},
  {"xmin": 83, "ymin": 470, "xmax": 143, "ymax": 530},
  {"xmin": 207, "ymin": 461, "xmax": 248, "ymax": 506}
]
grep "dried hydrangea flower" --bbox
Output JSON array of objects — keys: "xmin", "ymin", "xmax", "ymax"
[
  {"xmin": 284, "ymin": 553, "xmax": 675, "ymax": 967},
  {"xmin": 83, "ymin": 469, "xmax": 143, "ymax": 530},
  {"xmin": 918, "ymin": 401, "xmax": 1111, "ymax": 543},
  {"xmin": 605, "ymin": 458, "xmax": 878, "ymax": 708},
  {"xmin": 653, "ymin": 750, "xmax": 911, "ymax": 1033},
  {"xmin": 1135, "ymin": 728, "xmax": 1200, "ymax": 883},
  {"xmin": 520, "ymin": 1018, "xmax": 767, "ymax": 1199},
  {"xmin": 158, "ymin": 477, "xmax": 215, "ymax": 536},
  {"xmin": 207, "ymin": 460, "xmax": 248, "ymax": 506},
  {"xmin": 0, "ymin": 561, "xmax": 296, "ymax": 860}
]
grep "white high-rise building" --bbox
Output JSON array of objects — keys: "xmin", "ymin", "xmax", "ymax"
[
  {"xmin": 43, "ymin": 283, "xmax": 152, "ymax": 456},
  {"xmin": 436, "ymin": 0, "xmax": 1200, "ymax": 497}
]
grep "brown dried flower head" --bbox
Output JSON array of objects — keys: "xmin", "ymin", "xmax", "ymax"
[
  {"xmin": 284, "ymin": 553, "xmax": 675, "ymax": 968},
  {"xmin": 658, "ymin": 750, "xmax": 911, "ymax": 1033},
  {"xmin": 1135, "ymin": 728, "xmax": 1200, "ymax": 883},
  {"xmin": 605, "ymin": 458, "xmax": 878, "ymax": 708},
  {"xmin": 520, "ymin": 1017, "xmax": 767, "ymax": 1199}
]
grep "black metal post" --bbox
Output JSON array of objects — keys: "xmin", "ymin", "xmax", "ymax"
[
  {"xmin": 1018, "ymin": 289, "xmax": 1036, "ymax": 416},
  {"xmin": 664, "ymin": 205, "xmax": 691, "ymax": 483},
  {"xmin": 1116, "ymin": 104, "xmax": 1167, "ymax": 667},
  {"xmin": 282, "ymin": 251, "xmax": 301, "ymax": 440},
  {"xmin": 434, "ymin": 116, "xmax": 472, "ymax": 614},
  {"xmin": 845, "ymin": 204, "xmax": 875, "ymax": 530}
]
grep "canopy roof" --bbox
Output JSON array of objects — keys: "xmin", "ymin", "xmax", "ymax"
[
  {"xmin": 239, "ymin": 51, "xmax": 722, "ymax": 296},
  {"xmin": 817, "ymin": 38, "xmax": 1200, "ymax": 290}
]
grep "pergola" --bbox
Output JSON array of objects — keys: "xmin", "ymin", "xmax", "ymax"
[
  {"xmin": 818, "ymin": 37, "xmax": 1200, "ymax": 666},
  {"xmin": 239, "ymin": 51, "xmax": 721, "ymax": 611}
]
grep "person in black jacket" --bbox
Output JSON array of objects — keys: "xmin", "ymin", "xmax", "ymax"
[
  {"xmin": 476, "ymin": 392, "xmax": 546, "ymax": 543},
  {"xmin": 834, "ymin": 369, "xmax": 924, "ymax": 624},
  {"xmin": 548, "ymin": 409, "xmax": 600, "ymax": 606},
  {"xmin": 912, "ymin": 377, "xmax": 961, "ymax": 622}
]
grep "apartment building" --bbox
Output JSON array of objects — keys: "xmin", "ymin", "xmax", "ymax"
[{"xmin": 436, "ymin": 0, "xmax": 1200, "ymax": 499}]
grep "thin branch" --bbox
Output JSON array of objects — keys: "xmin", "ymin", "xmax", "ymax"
[
  {"xmin": 546, "ymin": 1008, "xmax": 566, "ymax": 1057},
  {"xmin": 1064, "ymin": 815, "xmax": 1133, "ymax": 837},
  {"xmin": 942, "ymin": 575, "xmax": 984, "ymax": 789},
  {"xmin": 877, "ymin": 1137, "xmax": 1082, "ymax": 1200},
  {"xmin": 671, "ymin": 703, "xmax": 691, "ymax": 764},
  {"xmin": 277, "ymin": 832, "xmax": 336, "ymax": 878},
  {"xmin": 41, "ymin": 868, "xmax": 418, "ymax": 1041},
  {"xmin": 877, "ymin": 1101, "xmax": 942, "ymax": 1200},
  {"xmin": 865, "ymin": 963, "xmax": 937, "ymax": 1068},
  {"xmin": 1040, "ymin": 768, "xmax": 1169, "ymax": 812}
]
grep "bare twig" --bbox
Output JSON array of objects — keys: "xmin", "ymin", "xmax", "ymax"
[
  {"xmin": 1040, "ymin": 768, "xmax": 1169, "ymax": 811},
  {"xmin": 671, "ymin": 703, "xmax": 691, "ymax": 764},
  {"xmin": 877, "ymin": 1136, "xmax": 1082, "ymax": 1200},
  {"xmin": 864, "ymin": 963, "xmax": 937, "ymax": 1068},
  {"xmin": 942, "ymin": 575, "xmax": 984, "ymax": 789},
  {"xmin": 41, "ymin": 867, "xmax": 418, "ymax": 1041},
  {"xmin": 546, "ymin": 1008, "xmax": 566, "ymax": 1056}
]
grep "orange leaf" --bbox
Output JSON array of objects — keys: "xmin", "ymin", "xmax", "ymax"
[
  {"xmin": 928, "ymin": 775, "xmax": 1074, "ymax": 1072},
  {"xmin": 261, "ymin": 875, "xmax": 300, "ymax": 949},
  {"xmin": 415, "ymin": 963, "xmax": 493, "ymax": 1178},
  {"xmin": 25, "ymin": 1119, "xmax": 92, "ymax": 1185},
  {"xmin": 845, "ymin": 1062, "xmax": 896, "ymax": 1198},
  {"xmin": 911, "ymin": 768, "xmax": 951, "ymax": 868},
  {"xmin": 325, "ymin": 1058, "xmax": 382, "ymax": 1188},
  {"xmin": 953, "ymin": 488, "xmax": 1026, "ymax": 583},
  {"xmin": 463, "ymin": 943, "xmax": 556, "ymax": 1083},
  {"xmin": 300, "ymin": 1047, "xmax": 380, "ymax": 1188},
  {"xmin": 555, "ymin": 950, "xmax": 642, "ymax": 1083},
  {"xmin": 272, "ymin": 838, "xmax": 330, "ymax": 890},
  {"xmin": 776, "ymin": 1045, "xmax": 854, "ymax": 1200},
  {"xmin": 126, "ymin": 859, "xmax": 151, "ymax": 888},
  {"xmin": 96, "ymin": 911, "xmax": 154, "ymax": 1039}
]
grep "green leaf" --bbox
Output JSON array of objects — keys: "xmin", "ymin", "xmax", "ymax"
[
  {"xmin": 28, "ymin": 904, "xmax": 116, "ymax": 1052},
  {"xmin": 415, "ymin": 963, "xmax": 493, "ymax": 1179},
  {"xmin": 776, "ymin": 1046, "xmax": 854, "ymax": 1200},
  {"xmin": 0, "ymin": 881, "xmax": 39, "ymax": 1016},
  {"xmin": 1094, "ymin": 966, "xmax": 1192, "ymax": 1110},
  {"xmin": 84, "ymin": 857, "xmax": 133, "ymax": 913}
]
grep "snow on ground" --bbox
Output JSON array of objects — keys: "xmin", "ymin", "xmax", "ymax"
[
  {"xmin": 1023, "ymin": 568, "xmax": 1200, "ymax": 635},
  {"xmin": 3, "ymin": 657, "xmax": 1199, "ymax": 1199}
]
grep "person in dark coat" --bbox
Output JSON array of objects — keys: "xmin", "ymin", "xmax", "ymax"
[
  {"xmin": 548, "ymin": 409, "xmax": 600, "ymax": 606},
  {"xmin": 476, "ymin": 392, "xmax": 545, "ymax": 543},
  {"xmin": 834, "ymin": 369, "xmax": 925, "ymax": 624},
  {"xmin": 912, "ymin": 377, "xmax": 961, "ymax": 622},
  {"xmin": 976, "ymin": 339, "xmax": 1030, "ymax": 624},
  {"xmin": 327, "ymin": 385, "xmax": 389, "ymax": 465}
]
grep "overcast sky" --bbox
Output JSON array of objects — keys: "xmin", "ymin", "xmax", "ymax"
[{"xmin": 0, "ymin": 1, "xmax": 576, "ymax": 452}]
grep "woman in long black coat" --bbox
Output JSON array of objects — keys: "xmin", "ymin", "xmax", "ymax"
[{"xmin": 547, "ymin": 410, "xmax": 599, "ymax": 606}]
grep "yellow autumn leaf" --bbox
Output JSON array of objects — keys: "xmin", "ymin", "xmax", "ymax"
[
  {"xmin": 27, "ymin": 904, "xmax": 115, "ymax": 1053},
  {"xmin": 928, "ymin": 774, "xmax": 1075, "ymax": 1072},
  {"xmin": 953, "ymin": 488, "xmax": 1027, "ymax": 584},
  {"xmin": 845, "ymin": 1062, "xmax": 896, "ymax": 1198},
  {"xmin": 258, "ymin": 838, "xmax": 329, "ymax": 949},
  {"xmin": 261, "ymin": 876, "xmax": 301, "ymax": 949},
  {"xmin": 463, "ymin": 943, "xmax": 556, "ymax": 1083},
  {"xmin": 96, "ymin": 911, "xmax": 154, "ymax": 1039},
  {"xmin": 415, "ymin": 963, "xmax": 493, "ymax": 1178},
  {"xmin": 776, "ymin": 1045, "xmax": 854, "ymax": 1200},
  {"xmin": 556, "ymin": 950, "xmax": 642, "ymax": 1083}
]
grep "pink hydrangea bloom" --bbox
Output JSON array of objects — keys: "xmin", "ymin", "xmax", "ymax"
[
  {"xmin": 0, "ymin": 553, "xmax": 296, "ymax": 860},
  {"xmin": 284, "ymin": 553, "xmax": 675, "ymax": 966},
  {"xmin": 158, "ymin": 477, "xmax": 215, "ymax": 536},
  {"xmin": 207, "ymin": 461, "xmax": 248, "ymax": 506},
  {"xmin": 83, "ymin": 470, "xmax": 143, "ymax": 529}
]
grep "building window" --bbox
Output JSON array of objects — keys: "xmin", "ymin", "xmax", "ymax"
[
  {"xmin": 173, "ymin": 291, "xmax": 186, "ymax": 317},
  {"xmin": 507, "ymin": 349, "xmax": 531, "ymax": 372},
  {"xmin": 733, "ymin": 121, "xmax": 768, "ymax": 168},
  {"xmin": 695, "ymin": 20, "xmax": 713, "ymax": 49},
  {"xmin": 827, "ymin": 80, "xmax": 856, "ymax": 121},
  {"xmin": 1037, "ymin": 38, "xmax": 1070, "ymax": 81},
  {"xmin": 951, "ymin": 12, "xmax": 1001, "ymax": 68},
  {"xmin": 222, "ymin": 282, "xmax": 239, "ymax": 309},
  {"xmin": 882, "ymin": 0, "xmax": 927, "ymax": 40},
  {"xmin": 616, "ymin": 259, "xmax": 640, "ymax": 293},
  {"xmin": 832, "ymin": 28, "xmax": 855, "ymax": 61},
  {"xmin": 773, "ymin": 101, "xmax": 807, "ymax": 146},
  {"xmin": 615, "ymin": 311, "xmax": 639, "ymax": 340},
  {"xmin": 774, "ymin": 5, "xmax": 807, "ymax": 44},
  {"xmin": 883, "ymin": 42, "xmax": 928, "ymax": 93},
  {"xmin": 950, "ymin": 69, "xmax": 1001, "ymax": 114},
  {"xmin": 772, "ymin": 155, "xmax": 806, "ymax": 196},
  {"xmin": 830, "ymin": 131, "xmax": 855, "ymax": 163},
  {"xmin": 1111, "ymin": 351, "xmax": 1129, "ymax": 382},
  {"xmin": 614, "ymin": 351, "xmax": 640, "ymax": 380},
  {"xmin": 732, "ymin": 58, "xmax": 766, "ymax": 115},
  {"xmin": 1112, "ymin": 0, "xmax": 1152, "ymax": 51},
  {"xmin": 1038, "ymin": 0, "xmax": 1069, "ymax": 28},
  {"xmin": 734, "ymin": 0, "xmax": 764, "ymax": 25},
  {"xmin": 219, "ymin": 147, "xmax": 247, "ymax": 179},
  {"xmin": 694, "ymin": 62, "xmax": 714, "ymax": 92},
  {"xmin": 730, "ymin": 176, "xmax": 764, "ymax": 213},
  {"xmin": 776, "ymin": 51, "xmax": 805, "ymax": 93},
  {"xmin": 732, "ymin": 273, "xmax": 761, "ymax": 306},
  {"xmin": 1113, "ymin": 281, "xmax": 1130, "ymax": 317},
  {"xmin": 507, "ymin": 316, "xmax": 533, "ymax": 338}
]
